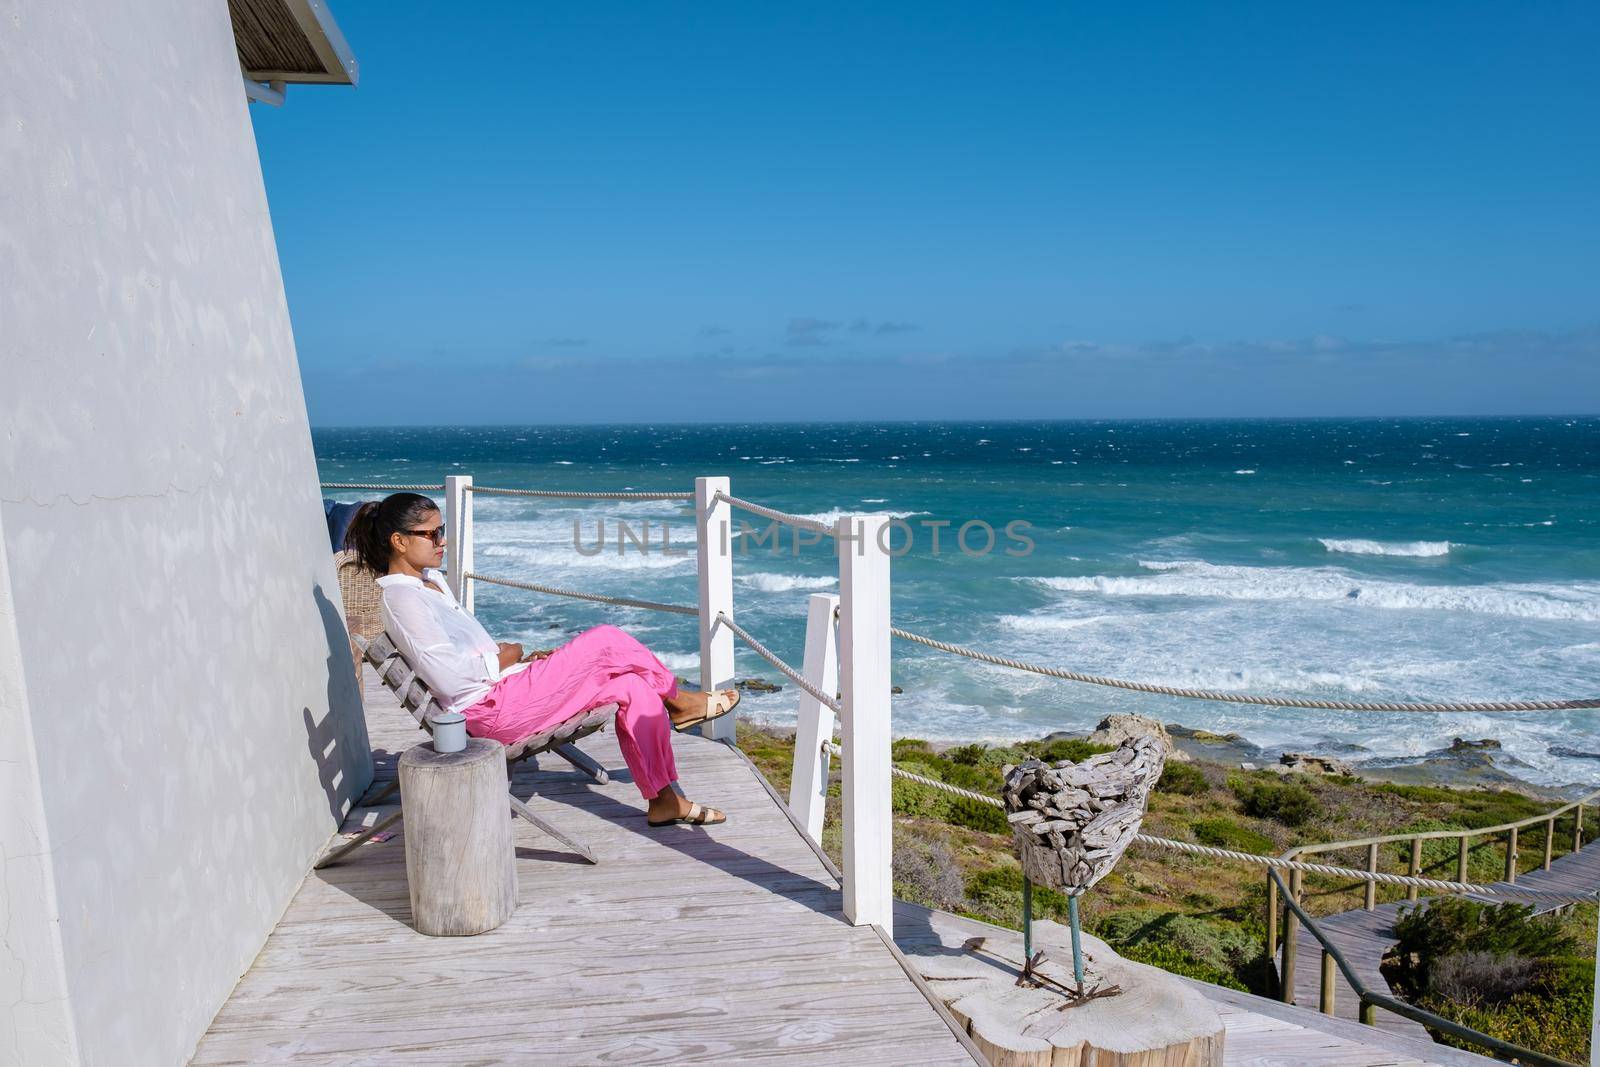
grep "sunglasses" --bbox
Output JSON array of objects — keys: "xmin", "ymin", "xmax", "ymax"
[{"xmin": 404, "ymin": 525, "xmax": 447, "ymax": 546}]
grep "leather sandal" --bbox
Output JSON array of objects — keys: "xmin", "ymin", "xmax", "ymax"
[
  {"xmin": 670, "ymin": 689, "xmax": 741, "ymax": 733},
  {"xmin": 648, "ymin": 802, "xmax": 727, "ymax": 828}
]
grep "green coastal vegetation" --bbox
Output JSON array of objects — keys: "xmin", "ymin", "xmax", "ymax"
[
  {"xmin": 1388, "ymin": 898, "xmax": 1596, "ymax": 1063},
  {"xmin": 735, "ymin": 722, "xmax": 1594, "ymax": 1063}
]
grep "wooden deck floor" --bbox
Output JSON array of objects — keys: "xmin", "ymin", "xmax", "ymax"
[
  {"xmin": 1284, "ymin": 839, "xmax": 1600, "ymax": 1041},
  {"xmin": 192, "ymin": 673, "xmax": 976, "ymax": 1065},
  {"xmin": 897, "ymin": 903, "xmax": 1499, "ymax": 1067}
]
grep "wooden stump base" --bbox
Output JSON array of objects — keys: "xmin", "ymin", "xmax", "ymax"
[
  {"xmin": 915, "ymin": 919, "xmax": 1225, "ymax": 1067},
  {"xmin": 399, "ymin": 738, "xmax": 518, "ymax": 937}
]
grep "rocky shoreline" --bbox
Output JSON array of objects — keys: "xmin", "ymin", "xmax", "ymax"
[{"xmin": 1157, "ymin": 721, "xmax": 1586, "ymax": 799}]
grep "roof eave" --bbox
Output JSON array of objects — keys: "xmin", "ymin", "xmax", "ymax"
[{"xmin": 241, "ymin": 0, "xmax": 359, "ymax": 87}]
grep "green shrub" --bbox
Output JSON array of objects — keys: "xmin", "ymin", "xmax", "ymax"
[
  {"xmin": 891, "ymin": 764, "xmax": 954, "ymax": 820},
  {"xmin": 889, "ymin": 759, "xmax": 1009, "ymax": 833},
  {"xmin": 964, "ymin": 866, "xmax": 1071, "ymax": 925},
  {"xmin": 1031, "ymin": 738, "xmax": 1112, "ymax": 764},
  {"xmin": 1541, "ymin": 954, "xmax": 1598, "ymax": 1000},
  {"xmin": 948, "ymin": 796, "xmax": 1010, "ymax": 834},
  {"xmin": 944, "ymin": 743, "xmax": 989, "ymax": 766},
  {"xmin": 1374, "ymin": 782, "xmax": 1459, "ymax": 804},
  {"xmin": 1387, "ymin": 897, "xmax": 1592, "ymax": 1062},
  {"xmin": 1114, "ymin": 940, "xmax": 1250, "ymax": 991},
  {"xmin": 1229, "ymin": 776, "xmax": 1318, "ymax": 827},
  {"xmin": 1391, "ymin": 897, "xmax": 1575, "ymax": 992},
  {"xmin": 1158, "ymin": 761, "xmax": 1210, "ymax": 796},
  {"xmin": 1190, "ymin": 817, "xmax": 1274, "ymax": 855},
  {"xmin": 892, "ymin": 737, "xmax": 936, "ymax": 760},
  {"xmin": 1419, "ymin": 992, "xmax": 1592, "ymax": 1064},
  {"xmin": 1092, "ymin": 908, "xmax": 1264, "ymax": 991}
]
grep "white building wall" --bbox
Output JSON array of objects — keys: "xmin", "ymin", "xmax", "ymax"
[
  {"xmin": 0, "ymin": 526, "xmax": 81, "ymax": 1067},
  {"xmin": 0, "ymin": 2, "xmax": 373, "ymax": 1064}
]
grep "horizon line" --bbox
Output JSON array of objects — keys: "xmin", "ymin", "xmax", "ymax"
[{"xmin": 309, "ymin": 411, "xmax": 1600, "ymax": 431}]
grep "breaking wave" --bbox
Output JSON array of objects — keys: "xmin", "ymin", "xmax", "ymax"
[
  {"xmin": 1027, "ymin": 560, "xmax": 1600, "ymax": 622},
  {"xmin": 790, "ymin": 508, "xmax": 929, "ymax": 525},
  {"xmin": 998, "ymin": 613, "xmax": 1113, "ymax": 633},
  {"xmin": 1319, "ymin": 538, "xmax": 1452, "ymax": 557},
  {"xmin": 737, "ymin": 572, "xmax": 838, "ymax": 593}
]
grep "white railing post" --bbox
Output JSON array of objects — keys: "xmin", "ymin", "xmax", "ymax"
[
  {"xmin": 788, "ymin": 592, "xmax": 840, "ymax": 846},
  {"xmin": 444, "ymin": 475, "xmax": 474, "ymax": 612},
  {"xmin": 836, "ymin": 514, "xmax": 893, "ymax": 932},
  {"xmin": 695, "ymin": 476, "xmax": 736, "ymax": 742}
]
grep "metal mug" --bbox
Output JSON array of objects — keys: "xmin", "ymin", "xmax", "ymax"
[{"xmin": 429, "ymin": 710, "xmax": 468, "ymax": 753}]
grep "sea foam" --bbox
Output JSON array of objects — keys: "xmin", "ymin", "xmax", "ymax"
[
  {"xmin": 1319, "ymin": 538, "xmax": 1452, "ymax": 557},
  {"xmin": 1027, "ymin": 561, "xmax": 1600, "ymax": 622},
  {"xmin": 737, "ymin": 572, "xmax": 838, "ymax": 592}
]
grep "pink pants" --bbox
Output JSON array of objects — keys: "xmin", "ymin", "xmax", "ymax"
[{"xmin": 462, "ymin": 624, "xmax": 681, "ymax": 799}]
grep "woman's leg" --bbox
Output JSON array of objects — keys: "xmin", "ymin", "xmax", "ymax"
[
  {"xmin": 538, "ymin": 624, "xmax": 736, "ymax": 726},
  {"xmin": 587, "ymin": 670, "xmax": 678, "ymax": 800},
  {"xmin": 463, "ymin": 623, "xmax": 724, "ymax": 817},
  {"xmin": 586, "ymin": 669, "xmax": 723, "ymax": 822},
  {"xmin": 565, "ymin": 624, "xmax": 678, "ymax": 697}
]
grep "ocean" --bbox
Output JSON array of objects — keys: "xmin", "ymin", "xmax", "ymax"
[{"xmin": 315, "ymin": 417, "xmax": 1600, "ymax": 788}]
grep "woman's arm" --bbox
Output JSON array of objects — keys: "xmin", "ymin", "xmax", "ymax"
[{"xmin": 382, "ymin": 589, "xmax": 498, "ymax": 707}]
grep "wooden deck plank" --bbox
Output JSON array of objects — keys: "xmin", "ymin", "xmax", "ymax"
[{"xmin": 192, "ymin": 670, "xmax": 973, "ymax": 1065}]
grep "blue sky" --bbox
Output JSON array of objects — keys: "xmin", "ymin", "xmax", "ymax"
[{"xmin": 251, "ymin": 3, "xmax": 1600, "ymax": 425}]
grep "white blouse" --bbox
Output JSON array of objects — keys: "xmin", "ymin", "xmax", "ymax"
[{"xmin": 375, "ymin": 568, "xmax": 527, "ymax": 714}]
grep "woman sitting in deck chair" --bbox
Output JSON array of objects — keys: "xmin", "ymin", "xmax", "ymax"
[{"xmin": 345, "ymin": 493, "xmax": 738, "ymax": 828}]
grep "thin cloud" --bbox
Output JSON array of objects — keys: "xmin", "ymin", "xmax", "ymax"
[
  {"xmin": 786, "ymin": 317, "xmax": 840, "ymax": 346},
  {"xmin": 522, "ymin": 355, "xmax": 582, "ymax": 371},
  {"xmin": 848, "ymin": 317, "xmax": 919, "ymax": 335}
]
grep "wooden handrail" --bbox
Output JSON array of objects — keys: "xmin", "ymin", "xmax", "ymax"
[{"xmin": 1283, "ymin": 786, "xmax": 1600, "ymax": 861}]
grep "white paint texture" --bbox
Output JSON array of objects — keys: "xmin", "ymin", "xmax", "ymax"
[
  {"xmin": 0, "ymin": 2, "xmax": 373, "ymax": 1064},
  {"xmin": 0, "ymin": 529, "xmax": 80, "ymax": 1067}
]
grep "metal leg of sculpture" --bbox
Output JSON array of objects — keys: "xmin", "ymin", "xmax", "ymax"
[
  {"xmin": 1023, "ymin": 875, "xmax": 1033, "ymax": 964},
  {"xmin": 1068, "ymin": 893, "xmax": 1085, "ymax": 993}
]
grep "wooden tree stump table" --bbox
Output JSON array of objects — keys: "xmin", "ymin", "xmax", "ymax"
[
  {"xmin": 915, "ymin": 919, "xmax": 1225, "ymax": 1067},
  {"xmin": 398, "ymin": 738, "xmax": 518, "ymax": 937}
]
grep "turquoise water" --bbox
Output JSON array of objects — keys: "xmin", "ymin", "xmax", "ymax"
[{"xmin": 315, "ymin": 417, "xmax": 1600, "ymax": 786}]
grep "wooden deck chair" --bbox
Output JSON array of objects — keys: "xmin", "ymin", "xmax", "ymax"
[{"xmin": 315, "ymin": 632, "xmax": 618, "ymax": 868}]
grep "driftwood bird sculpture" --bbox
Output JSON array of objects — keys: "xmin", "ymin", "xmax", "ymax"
[{"xmin": 1002, "ymin": 734, "xmax": 1167, "ymax": 994}]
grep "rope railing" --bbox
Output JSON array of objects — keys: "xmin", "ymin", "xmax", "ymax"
[
  {"xmin": 465, "ymin": 572, "xmax": 697, "ymax": 617},
  {"xmin": 319, "ymin": 481, "xmax": 691, "ymax": 500},
  {"xmin": 319, "ymin": 481, "xmax": 445, "ymax": 491},
  {"xmin": 718, "ymin": 613, "xmax": 843, "ymax": 713},
  {"xmin": 712, "ymin": 491, "xmax": 835, "ymax": 538},
  {"xmin": 889, "ymin": 626, "xmax": 1600, "ymax": 713},
  {"xmin": 468, "ymin": 485, "xmax": 693, "ymax": 501},
  {"xmin": 818, "ymin": 741, "xmax": 1599, "ymax": 906}
]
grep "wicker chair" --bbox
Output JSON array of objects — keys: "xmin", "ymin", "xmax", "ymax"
[{"xmin": 334, "ymin": 549, "xmax": 384, "ymax": 699}]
